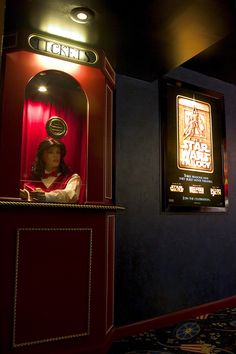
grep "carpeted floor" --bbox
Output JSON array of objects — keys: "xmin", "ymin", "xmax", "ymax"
[{"xmin": 108, "ymin": 306, "xmax": 236, "ymax": 353}]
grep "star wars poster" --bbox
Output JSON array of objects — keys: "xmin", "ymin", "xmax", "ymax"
[{"xmin": 161, "ymin": 80, "xmax": 227, "ymax": 212}]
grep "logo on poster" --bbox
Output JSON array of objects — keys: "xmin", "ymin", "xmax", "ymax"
[{"xmin": 180, "ymin": 140, "xmax": 211, "ymax": 169}]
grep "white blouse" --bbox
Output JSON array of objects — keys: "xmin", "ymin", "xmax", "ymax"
[{"xmin": 43, "ymin": 173, "xmax": 81, "ymax": 203}]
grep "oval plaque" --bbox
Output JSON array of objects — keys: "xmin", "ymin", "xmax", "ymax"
[{"xmin": 46, "ymin": 117, "xmax": 68, "ymax": 139}]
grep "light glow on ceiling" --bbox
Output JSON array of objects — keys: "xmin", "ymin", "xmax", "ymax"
[{"xmin": 46, "ymin": 25, "xmax": 87, "ymax": 43}]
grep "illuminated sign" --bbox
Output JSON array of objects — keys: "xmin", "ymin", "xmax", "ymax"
[
  {"xmin": 28, "ymin": 35, "xmax": 98, "ymax": 64},
  {"xmin": 161, "ymin": 79, "xmax": 227, "ymax": 211}
]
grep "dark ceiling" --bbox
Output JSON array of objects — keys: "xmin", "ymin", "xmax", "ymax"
[{"xmin": 3, "ymin": 0, "xmax": 236, "ymax": 82}]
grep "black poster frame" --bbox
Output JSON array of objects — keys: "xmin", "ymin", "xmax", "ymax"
[{"xmin": 160, "ymin": 78, "xmax": 228, "ymax": 213}]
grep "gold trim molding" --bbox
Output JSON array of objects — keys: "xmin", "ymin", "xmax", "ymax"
[{"xmin": 0, "ymin": 200, "xmax": 125, "ymax": 210}]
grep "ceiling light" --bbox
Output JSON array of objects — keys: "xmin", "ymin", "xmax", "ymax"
[
  {"xmin": 38, "ymin": 85, "xmax": 47, "ymax": 92},
  {"xmin": 77, "ymin": 12, "xmax": 88, "ymax": 21},
  {"xmin": 70, "ymin": 7, "xmax": 95, "ymax": 24}
]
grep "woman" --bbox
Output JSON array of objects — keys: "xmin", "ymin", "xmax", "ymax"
[{"xmin": 20, "ymin": 137, "xmax": 81, "ymax": 203}]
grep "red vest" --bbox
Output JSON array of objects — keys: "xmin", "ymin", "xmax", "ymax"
[{"xmin": 24, "ymin": 174, "xmax": 73, "ymax": 193}]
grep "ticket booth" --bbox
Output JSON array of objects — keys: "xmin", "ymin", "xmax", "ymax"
[{"xmin": 0, "ymin": 30, "xmax": 123, "ymax": 354}]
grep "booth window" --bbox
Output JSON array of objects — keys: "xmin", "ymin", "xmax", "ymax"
[{"xmin": 20, "ymin": 70, "xmax": 87, "ymax": 203}]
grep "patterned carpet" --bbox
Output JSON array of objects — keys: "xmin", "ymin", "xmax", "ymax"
[{"xmin": 108, "ymin": 306, "xmax": 236, "ymax": 354}]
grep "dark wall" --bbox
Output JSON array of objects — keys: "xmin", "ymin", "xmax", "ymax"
[{"xmin": 114, "ymin": 67, "xmax": 236, "ymax": 325}]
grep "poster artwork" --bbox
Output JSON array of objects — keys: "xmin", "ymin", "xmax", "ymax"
[{"xmin": 177, "ymin": 95, "xmax": 214, "ymax": 173}]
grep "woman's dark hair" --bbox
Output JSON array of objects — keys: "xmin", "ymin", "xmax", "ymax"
[{"xmin": 31, "ymin": 137, "xmax": 69, "ymax": 179}]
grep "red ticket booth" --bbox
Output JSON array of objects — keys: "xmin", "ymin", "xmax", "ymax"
[{"xmin": 0, "ymin": 31, "xmax": 123, "ymax": 354}]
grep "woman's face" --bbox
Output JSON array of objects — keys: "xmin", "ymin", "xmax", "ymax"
[{"xmin": 42, "ymin": 145, "xmax": 61, "ymax": 171}]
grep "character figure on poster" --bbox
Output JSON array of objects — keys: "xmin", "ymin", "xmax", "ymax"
[
  {"xmin": 184, "ymin": 107, "xmax": 206, "ymax": 140},
  {"xmin": 177, "ymin": 97, "xmax": 213, "ymax": 173},
  {"xmin": 20, "ymin": 137, "xmax": 81, "ymax": 203}
]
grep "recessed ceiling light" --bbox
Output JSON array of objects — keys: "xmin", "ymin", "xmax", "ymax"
[
  {"xmin": 70, "ymin": 7, "xmax": 95, "ymax": 24},
  {"xmin": 77, "ymin": 12, "xmax": 88, "ymax": 21},
  {"xmin": 38, "ymin": 85, "xmax": 47, "ymax": 92}
]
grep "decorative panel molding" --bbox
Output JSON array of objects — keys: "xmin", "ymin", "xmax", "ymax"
[
  {"xmin": 105, "ymin": 84, "xmax": 113, "ymax": 200},
  {"xmin": 13, "ymin": 228, "xmax": 93, "ymax": 347},
  {"xmin": 104, "ymin": 57, "xmax": 116, "ymax": 86},
  {"xmin": 105, "ymin": 215, "xmax": 115, "ymax": 333}
]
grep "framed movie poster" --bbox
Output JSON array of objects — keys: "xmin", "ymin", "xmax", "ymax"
[{"xmin": 160, "ymin": 78, "xmax": 228, "ymax": 212}]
